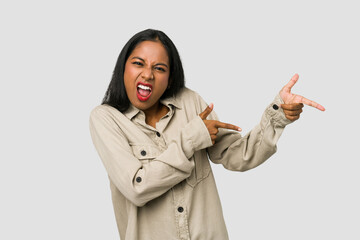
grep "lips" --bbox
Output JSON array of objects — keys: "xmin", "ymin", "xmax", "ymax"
[{"xmin": 136, "ymin": 82, "xmax": 152, "ymax": 101}]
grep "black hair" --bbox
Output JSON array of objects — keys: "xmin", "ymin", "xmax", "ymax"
[{"xmin": 101, "ymin": 29, "xmax": 185, "ymax": 112}]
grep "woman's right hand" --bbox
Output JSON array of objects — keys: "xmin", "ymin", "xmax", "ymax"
[{"xmin": 199, "ymin": 104, "xmax": 242, "ymax": 145}]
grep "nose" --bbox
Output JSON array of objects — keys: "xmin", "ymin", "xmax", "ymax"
[{"xmin": 141, "ymin": 67, "xmax": 154, "ymax": 80}]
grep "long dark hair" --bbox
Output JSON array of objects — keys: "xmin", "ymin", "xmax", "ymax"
[{"xmin": 101, "ymin": 29, "xmax": 185, "ymax": 112}]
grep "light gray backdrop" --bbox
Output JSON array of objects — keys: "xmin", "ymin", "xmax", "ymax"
[{"xmin": 1, "ymin": 0, "xmax": 359, "ymax": 239}]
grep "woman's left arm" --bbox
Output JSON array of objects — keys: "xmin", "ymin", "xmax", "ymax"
[{"xmin": 205, "ymin": 74, "xmax": 325, "ymax": 171}]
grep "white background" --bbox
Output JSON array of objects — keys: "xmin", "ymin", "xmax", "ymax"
[{"xmin": 1, "ymin": 0, "xmax": 359, "ymax": 239}]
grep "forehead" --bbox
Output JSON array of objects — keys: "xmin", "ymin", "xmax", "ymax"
[{"xmin": 130, "ymin": 40, "xmax": 169, "ymax": 63}]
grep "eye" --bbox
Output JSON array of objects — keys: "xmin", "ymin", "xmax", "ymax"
[
  {"xmin": 132, "ymin": 61, "xmax": 143, "ymax": 66},
  {"xmin": 154, "ymin": 66, "xmax": 166, "ymax": 72}
]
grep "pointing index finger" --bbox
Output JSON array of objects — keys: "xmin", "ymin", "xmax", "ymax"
[
  {"xmin": 300, "ymin": 96, "xmax": 326, "ymax": 111},
  {"xmin": 215, "ymin": 121, "xmax": 242, "ymax": 131}
]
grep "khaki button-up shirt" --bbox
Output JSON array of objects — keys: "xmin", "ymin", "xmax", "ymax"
[{"xmin": 89, "ymin": 87, "xmax": 292, "ymax": 240}]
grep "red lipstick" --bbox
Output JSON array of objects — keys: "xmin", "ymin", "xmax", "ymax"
[{"xmin": 136, "ymin": 82, "xmax": 153, "ymax": 102}]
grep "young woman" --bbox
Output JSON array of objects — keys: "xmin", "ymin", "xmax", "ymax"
[{"xmin": 89, "ymin": 29, "xmax": 325, "ymax": 240}]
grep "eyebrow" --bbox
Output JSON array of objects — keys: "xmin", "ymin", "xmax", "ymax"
[{"xmin": 131, "ymin": 57, "xmax": 169, "ymax": 68}]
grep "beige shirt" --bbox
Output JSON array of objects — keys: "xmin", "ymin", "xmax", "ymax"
[{"xmin": 89, "ymin": 87, "xmax": 292, "ymax": 240}]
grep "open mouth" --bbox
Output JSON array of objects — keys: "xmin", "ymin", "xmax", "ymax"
[{"xmin": 136, "ymin": 82, "xmax": 152, "ymax": 101}]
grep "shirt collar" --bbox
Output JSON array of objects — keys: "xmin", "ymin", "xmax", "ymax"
[
  {"xmin": 123, "ymin": 94, "xmax": 182, "ymax": 120},
  {"xmin": 160, "ymin": 94, "xmax": 182, "ymax": 110},
  {"xmin": 123, "ymin": 104, "xmax": 140, "ymax": 120}
]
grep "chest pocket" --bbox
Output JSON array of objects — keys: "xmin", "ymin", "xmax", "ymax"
[
  {"xmin": 131, "ymin": 144, "xmax": 210, "ymax": 187},
  {"xmin": 186, "ymin": 149, "xmax": 211, "ymax": 188},
  {"xmin": 130, "ymin": 144, "xmax": 160, "ymax": 163}
]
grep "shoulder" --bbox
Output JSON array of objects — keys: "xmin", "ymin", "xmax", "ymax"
[
  {"xmin": 174, "ymin": 87, "xmax": 208, "ymax": 114},
  {"xmin": 175, "ymin": 87, "xmax": 205, "ymax": 105},
  {"xmin": 89, "ymin": 104, "xmax": 126, "ymax": 126},
  {"xmin": 90, "ymin": 104, "xmax": 116, "ymax": 118}
]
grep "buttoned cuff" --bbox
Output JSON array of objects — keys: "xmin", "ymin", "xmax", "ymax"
[{"xmin": 265, "ymin": 93, "xmax": 293, "ymax": 127}]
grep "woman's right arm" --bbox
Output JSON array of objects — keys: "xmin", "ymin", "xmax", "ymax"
[{"xmin": 89, "ymin": 107, "xmax": 212, "ymax": 207}]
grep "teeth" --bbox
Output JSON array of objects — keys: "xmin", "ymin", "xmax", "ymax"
[{"xmin": 138, "ymin": 84, "xmax": 151, "ymax": 91}]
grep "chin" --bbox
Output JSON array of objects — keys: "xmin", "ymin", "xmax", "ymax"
[{"xmin": 132, "ymin": 100, "xmax": 154, "ymax": 111}]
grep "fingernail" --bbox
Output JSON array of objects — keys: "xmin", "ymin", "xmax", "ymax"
[
  {"xmin": 209, "ymin": 103, "xmax": 214, "ymax": 109},
  {"xmin": 238, "ymin": 128, "xmax": 242, "ymax": 131}
]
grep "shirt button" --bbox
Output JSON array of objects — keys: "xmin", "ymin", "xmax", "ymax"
[
  {"xmin": 141, "ymin": 150, "xmax": 146, "ymax": 156},
  {"xmin": 136, "ymin": 177, "xmax": 142, "ymax": 183},
  {"xmin": 177, "ymin": 207, "xmax": 184, "ymax": 213},
  {"xmin": 156, "ymin": 132, "xmax": 161, "ymax": 137},
  {"xmin": 273, "ymin": 104, "xmax": 279, "ymax": 110}
]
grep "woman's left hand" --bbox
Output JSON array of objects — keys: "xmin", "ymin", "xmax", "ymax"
[{"xmin": 279, "ymin": 74, "xmax": 325, "ymax": 121}]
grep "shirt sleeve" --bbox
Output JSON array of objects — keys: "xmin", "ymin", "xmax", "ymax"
[
  {"xmin": 201, "ymin": 94, "xmax": 293, "ymax": 171},
  {"xmin": 89, "ymin": 106, "xmax": 212, "ymax": 207}
]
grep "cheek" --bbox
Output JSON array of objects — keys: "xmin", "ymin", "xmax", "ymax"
[
  {"xmin": 157, "ymin": 74, "xmax": 170, "ymax": 90},
  {"xmin": 160, "ymin": 78, "xmax": 169, "ymax": 88},
  {"xmin": 124, "ymin": 64, "xmax": 132, "ymax": 79},
  {"xmin": 124, "ymin": 65, "xmax": 137, "ymax": 88}
]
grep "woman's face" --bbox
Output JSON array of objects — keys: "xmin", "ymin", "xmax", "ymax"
[{"xmin": 124, "ymin": 40, "xmax": 170, "ymax": 112}]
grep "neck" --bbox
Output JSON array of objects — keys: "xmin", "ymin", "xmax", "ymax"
[
  {"xmin": 143, "ymin": 101, "xmax": 161, "ymax": 118},
  {"xmin": 143, "ymin": 101, "xmax": 169, "ymax": 128}
]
